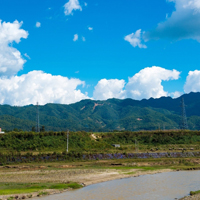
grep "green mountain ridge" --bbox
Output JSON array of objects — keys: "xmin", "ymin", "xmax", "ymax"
[{"xmin": 1, "ymin": 92, "xmax": 200, "ymax": 131}]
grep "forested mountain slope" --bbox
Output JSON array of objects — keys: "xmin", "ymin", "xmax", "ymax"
[{"xmin": 1, "ymin": 92, "xmax": 200, "ymax": 131}]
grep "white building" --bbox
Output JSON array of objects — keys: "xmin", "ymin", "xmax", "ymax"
[{"xmin": 0, "ymin": 127, "xmax": 5, "ymax": 134}]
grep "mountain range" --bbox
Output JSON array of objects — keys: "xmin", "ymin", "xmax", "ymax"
[{"xmin": 1, "ymin": 92, "xmax": 200, "ymax": 132}]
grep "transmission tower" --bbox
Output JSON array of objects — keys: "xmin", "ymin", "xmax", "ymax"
[
  {"xmin": 163, "ymin": 124, "xmax": 165, "ymax": 130},
  {"xmin": 36, "ymin": 102, "xmax": 40, "ymax": 132},
  {"xmin": 180, "ymin": 97, "xmax": 188, "ymax": 130}
]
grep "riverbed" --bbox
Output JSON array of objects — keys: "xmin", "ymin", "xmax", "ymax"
[{"xmin": 32, "ymin": 170, "xmax": 200, "ymax": 200}]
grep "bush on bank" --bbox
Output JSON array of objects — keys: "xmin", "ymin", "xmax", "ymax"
[{"xmin": 100, "ymin": 130, "xmax": 200, "ymax": 145}]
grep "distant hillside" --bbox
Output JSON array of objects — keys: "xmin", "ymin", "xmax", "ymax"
[{"xmin": 1, "ymin": 92, "xmax": 200, "ymax": 131}]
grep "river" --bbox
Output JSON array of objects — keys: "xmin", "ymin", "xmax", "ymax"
[{"xmin": 33, "ymin": 170, "xmax": 200, "ymax": 200}]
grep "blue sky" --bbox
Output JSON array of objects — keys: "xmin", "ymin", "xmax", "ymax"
[{"xmin": 0, "ymin": 0, "xmax": 200, "ymax": 105}]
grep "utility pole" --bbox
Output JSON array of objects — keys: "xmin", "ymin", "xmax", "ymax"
[
  {"xmin": 66, "ymin": 129, "xmax": 69, "ymax": 153},
  {"xmin": 135, "ymin": 138, "xmax": 139, "ymax": 153},
  {"xmin": 180, "ymin": 97, "xmax": 188, "ymax": 130},
  {"xmin": 36, "ymin": 102, "xmax": 40, "ymax": 132}
]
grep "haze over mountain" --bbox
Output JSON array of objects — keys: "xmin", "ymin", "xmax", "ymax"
[{"xmin": 0, "ymin": 92, "xmax": 200, "ymax": 132}]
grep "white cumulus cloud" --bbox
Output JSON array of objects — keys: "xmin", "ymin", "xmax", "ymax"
[
  {"xmin": 124, "ymin": 29, "xmax": 147, "ymax": 48},
  {"xmin": 93, "ymin": 67, "xmax": 181, "ymax": 101},
  {"xmin": 93, "ymin": 79, "xmax": 126, "ymax": 100},
  {"xmin": 0, "ymin": 70, "xmax": 89, "ymax": 106},
  {"xmin": 88, "ymin": 27, "xmax": 93, "ymax": 31},
  {"xmin": 125, "ymin": 66, "xmax": 180, "ymax": 100},
  {"xmin": 35, "ymin": 22, "xmax": 41, "ymax": 28},
  {"xmin": 73, "ymin": 34, "xmax": 78, "ymax": 41},
  {"xmin": 144, "ymin": 0, "xmax": 200, "ymax": 42},
  {"xmin": 64, "ymin": 0, "xmax": 82, "ymax": 15},
  {"xmin": 184, "ymin": 70, "xmax": 200, "ymax": 93},
  {"xmin": 171, "ymin": 91, "xmax": 182, "ymax": 98},
  {"xmin": 0, "ymin": 20, "xmax": 28, "ymax": 77}
]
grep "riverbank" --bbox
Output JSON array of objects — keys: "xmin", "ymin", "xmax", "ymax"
[
  {"xmin": 179, "ymin": 194, "xmax": 200, "ymax": 200},
  {"xmin": 0, "ymin": 168, "xmax": 172, "ymax": 200},
  {"xmin": 179, "ymin": 191, "xmax": 200, "ymax": 200},
  {"xmin": 0, "ymin": 188, "xmax": 72, "ymax": 200},
  {"xmin": 0, "ymin": 158, "xmax": 200, "ymax": 200}
]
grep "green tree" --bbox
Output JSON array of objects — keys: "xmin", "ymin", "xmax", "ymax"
[
  {"xmin": 32, "ymin": 126, "xmax": 36, "ymax": 132},
  {"xmin": 40, "ymin": 126, "xmax": 45, "ymax": 132}
]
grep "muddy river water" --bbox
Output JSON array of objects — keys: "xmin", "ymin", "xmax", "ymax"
[{"xmin": 33, "ymin": 170, "xmax": 200, "ymax": 200}]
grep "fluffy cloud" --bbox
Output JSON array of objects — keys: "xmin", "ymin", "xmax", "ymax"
[
  {"xmin": 125, "ymin": 66, "xmax": 180, "ymax": 100},
  {"xmin": 0, "ymin": 20, "xmax": 28, "ymax": 77},
  {"xmin": 93, "ymin": 79, "xmax": 126, "ymax": 100},
  {"xmin": 0, "ymin": 20, "xmax": 28, "ymax": 44},
  {"xmin": 0, "ymin": 70, "xmax": 89, "ymax": 106},
  {"xmin": 73, "ymin": 34, "xmax": 78, "ymax": 41},
  {"xmin": 93, "ymin": 67, "xmax": 180, "ymax": 101},
  {"xmin": 124, "ymin": 29, "xmax": 147, "ymax": 48},
  {"xmin": 35, "ymin": 22, "xmax": 41, "ymax": 28},
  {"xmin": 171, "ymin": 91, "xmax": 182, "ymax": 98},
  {"xmin": 184, "ymin": 70, "xmax": 200, "ymax": 93},
  {"xmin": 0, "ymin": 67, "xmax": 181, "ymax": 105},
  {"xmin": 64, "ymin": 0, "xmax": 82, "ymax": 15},
  {"xmin": 144, "ymin": 0, "xmax": 200, "ymax": 42},
  {"xmin": 88, "ymin": 27, "xmax": 93, "ymax": 31}
]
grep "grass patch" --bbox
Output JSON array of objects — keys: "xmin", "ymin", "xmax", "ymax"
[
  {"xmin": 37, "ymin": 191, "xmax": 49, "ymax": 196},
  {"xmin": 124, "ymin": 171, "xmax": 136, "ymax": 175},
  {"xmin": 138, "ymin": 166, "xmax": 168, "ymax": 171},
  {"xmin": 190, "ymin": 190, "xmax": 200, "ymax": 195},
  {"xmin": 7, "ymin": 197, "xmax": 14, "ymax": 200},
  {"xmin": 0, "ymin": 182, "xmax": 82, "ymax": 195},
  {"xmin": 49, "ymin": 183, "xmax": 82, "ymax": 190}
]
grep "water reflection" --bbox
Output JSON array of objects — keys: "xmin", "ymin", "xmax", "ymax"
[{"xmin": 33, "ymin": 171, "xmax": 200, "ymax": 200}]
